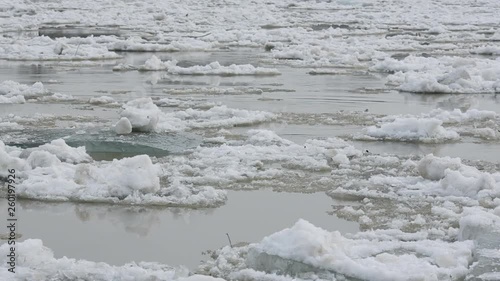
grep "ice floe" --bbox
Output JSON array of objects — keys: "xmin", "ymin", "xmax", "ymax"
[
  {"xmin": 0, "ymin": 80, "xmax": 48, "ymax": 103},
  {"xmin": 200, "ymin": 219, "xmax": 474, "ymax": 281},
  {"xmin": 0, "ymin": 36, "xmax": 120, "ymax": 61},
  {"xmin": 0, "ymin": 140, "xmax": 226, "ymax": 207},
  {"xmin": 114, "ymin": 55, "xmax": 281, "ymax": 76},
  {"xmin": 373, "ymin": 56, "xmax": 500, "ymax": 94},
  {"xmin": 356, "ymin": 108, "xmax": 499, "ymax": 142},
  {"xmin": 361, "ymin": 117, "xmax": 460, "ymax": 142}
]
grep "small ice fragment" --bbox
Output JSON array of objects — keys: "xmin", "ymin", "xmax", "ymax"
[
  {"xmin": 120, "ymin": 98, "xmax": 160, "ymax": 132},
  {"xmin": 115, "ymin": 117, "xmax": 132, "ymax": 135}
]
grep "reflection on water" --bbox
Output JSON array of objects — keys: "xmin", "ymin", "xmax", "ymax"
[{"xmin": 1, "ymin": 190, "xmax": 359, "ymax": 270}]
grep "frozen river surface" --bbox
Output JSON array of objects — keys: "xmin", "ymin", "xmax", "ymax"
[{"xmin": 1, "ymin": 0, "xmax": 500, "ymax": 280}]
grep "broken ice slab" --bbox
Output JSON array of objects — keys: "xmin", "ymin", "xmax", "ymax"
[
  {"xmin": 463, "ymin": 226, "xmax": 500, "ymax": 281},
  {"xmin": 4, "ymin": 129, "xmax": 201, "ymax": 159},
  {"xmin": 245, "ymin": 248, "xmax": 359, "ymax": 281}
]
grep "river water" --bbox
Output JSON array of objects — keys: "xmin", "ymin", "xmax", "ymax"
[{"xmin": 1, "ymin": 2, "xmax": 500, "ymax": 277}]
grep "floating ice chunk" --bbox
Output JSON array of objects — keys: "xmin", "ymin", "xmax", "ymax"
[
  {"xmin": 0, "ymin": 80, "xmax": 48, "ymax": 103},
  {"xmin": 0, "ymin": 141, "xmax": 26, "ymax": 177},
  {"xmin": 410, "ymin": 155, "xmax": 500, "ymax": 199},
  {"xmin": 142, "ymin": 55, "xmax": 170, "ymax": 70},
  {"xmin": 459, "ymin": 208, "xmax": 500, "ymax": 279},
  {"xmin": 362, "ymin": 117, "xmax": 459, "ymax": 142},
  {"xmin": 5, "ymin": 128, "xmax": 202, "ymax": 157},
  {"xmin": 107, "ymin": 37, "xmax": 215, "ymax": 52},
  {"xmin": 121, "ymin": 97, "xmax": 161, "ymax": 132},
  {"xmin": 74, "ymin": 155, "xmax": 160, "ymax": 197},
  {"xmin": 89, "ymin": 95, "xmax": 117, "ymax": 105},
  {"xmin": 156, "ymin": 105, "xmax": 275, "ymax": 132},
  {"xmin": 438, "ymin": 68, "xmax": 471, "ymax": 85},
  {"xmin": 114, "ymin": 117, "xmax": 133, "ymax": 135},
  {"xmin": 247, "ymin": 219, "xmax": 473, "ymax": 281},
  {"xmin": 418, "ymin": 154, "xmax": 462, "ymax": 180},
  {"xmin": 471, "ymin": 46, "xmax": 500, "ymax": 56},
  {"xmin": 0, "ymin": 36, "xmax": 121, "ymax": 61},
  {"xmin": 26, "ymin": 150, "xmax": 61, "ymax": 169},
  {"xmin": 0, "ymin": 95, "xmax": 25, "ymax": 104},
  {"xmin": 133, "ymin": 55, "xmax": 281, "ymax": 76},
  {"xmin": 438, "ymin": 168, "xmax": 497, "ymax": 199},
  {"xmin": 18, "ymin": 154, "xmax": 160, "ymax": 200},
  {"xmin": 379, "ymin": 56, "xmax": 500, "ymax": 94},
  {"xmin": 20, "ymin": 139, "xmax": 92, "ymax": 164},
  {"xmin": 428, "ymin": 108, "xmax": 497, "ymax": 124},
  {"xmin": 0, "ymin": 239, "xmax": 221, "ymax": 281},
  {"xmin": 331, "ymin": 153, "xmax": 350, "ymax": 165},
  {"xmin": 12, "ymin": 140, "xmax": 224, "ymax": 206},
  {"xmin": 428, "ymin": 25, "xmax": 447, "ymax": 35}
]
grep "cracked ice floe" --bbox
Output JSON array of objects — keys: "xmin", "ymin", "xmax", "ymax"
[
  {"xmin": 161, "ymin": 129, "xmax": 363, "ymax": 191},
  {"xmin": 331, "ymin": 154, "xmax": 500, "ymax": 208},
  {"xmin": 356, "ymin": 108, "xmax": 499, "ymax": 142},
  {"xmin": 0, "ymin": 239, "xmax": 225, "ymax": 281},
  {"xmin": 113, "ymin": 55, "xmax": 281, "ymax": 76},
  {"xmin": 199, "ymin": 219, "xmax": 474, "ymax": 281},
  {"xmin": 0, "ymin": 140, "xmax": 226, "ymax": 207},
  {"xmin": 0, "ymin": 36, "xmax": 120, "ymax": 60},
  {"xmin": 372, "ymin": 55, "xmax": 500, "ymax": 94}
]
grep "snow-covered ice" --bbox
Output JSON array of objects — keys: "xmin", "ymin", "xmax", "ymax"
[
  {"xmin": 0, "ymin": 140, "xmax": 226, "ymax": 207},
  {"xmin": 114, "ymin": 55, "xmax": 281, "ymax": 76}
]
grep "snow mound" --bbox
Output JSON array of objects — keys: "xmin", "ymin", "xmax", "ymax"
[
  {"xmin": 116, "ymin": 55, "xmax": 281, "ymax": 76},
  {"xmin": 246, "ymin": 220, "xmax": 473, "ymax": 281}
]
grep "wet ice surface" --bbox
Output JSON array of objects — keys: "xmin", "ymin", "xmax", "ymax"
[{"xmin": 1, "ymin": 0, "xmax": 500, "ymax": 280}]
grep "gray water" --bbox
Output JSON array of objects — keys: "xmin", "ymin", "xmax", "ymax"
[
  {"xmin": 1, "ymin": 49, "xmax": 499, "ymax": 273},
  {"xmin": 0, "ymin": 190, "xmax": 358, "ymax": 270},
  {"xmin": 1, "ymin": 50, "xmax": 499, "ymax": 162}
]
